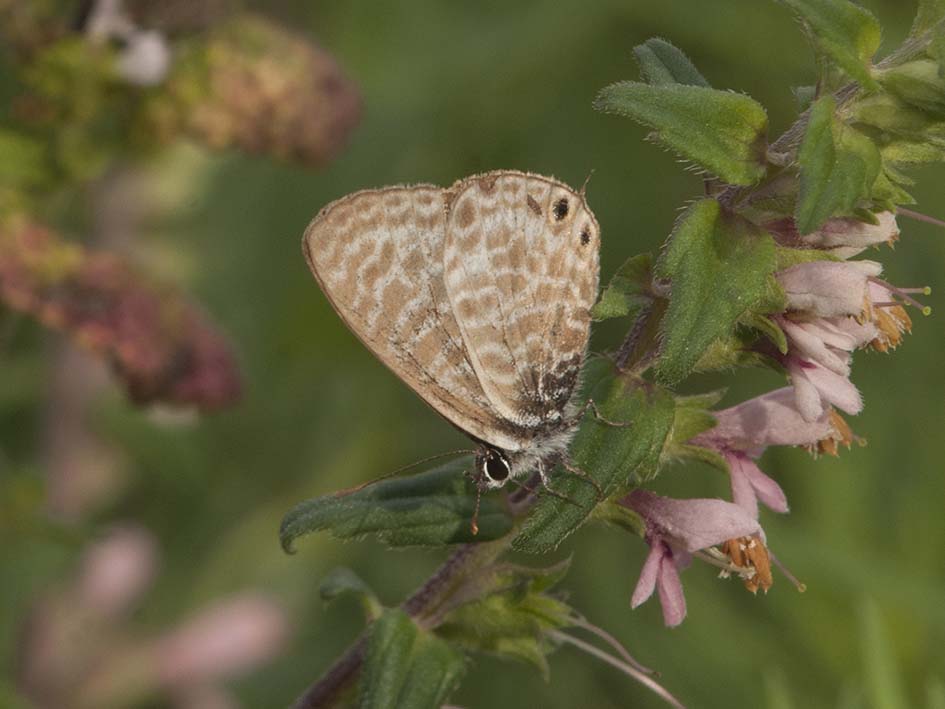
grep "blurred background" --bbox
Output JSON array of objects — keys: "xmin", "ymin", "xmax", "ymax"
[{"xmin": 1, "ymin": 1, "xmax": 943, "ymax": 707}]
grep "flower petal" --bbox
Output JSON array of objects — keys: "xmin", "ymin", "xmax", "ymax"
[
  {"xmin": 777, "ymin": 261, "xmax": 880, "ymax": 317},
  {"xmin": 727, "ymin": 453, "xmax": 760, "ymax": 519},
  {"xmin": 657, "ymin": 553, "xmax": 687, "ymax": 627},
  {"xmin": 692, "ymin": 387, "xmax": 832, "ymax": 452},
  {"xmin": 624, "ymin": 490, "xmax": 762, "ymax": 552},
  {"xmin": 744, "ymin": 459, "xmax": 789, "ymax": 514},
  {"xmin": 631, "ymin": 540, "xmax": 664, "ymax": 609}
]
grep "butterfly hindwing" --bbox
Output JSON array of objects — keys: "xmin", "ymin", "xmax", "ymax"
[{"xmin": 442, "ymin": 171, "xmax": 600, "ymax": 434}]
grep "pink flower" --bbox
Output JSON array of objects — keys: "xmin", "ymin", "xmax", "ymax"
[
  {"xmin": 786, "ymin": 357, "xmax": 863, "ymax": 422},
  {"xmin": 691, "ymin": 387, "xmax": 835, "ymax": 517},
  {"xmin": 767, "ymin": 212, "xmax": 899, "ymax": 259},
  {"xmin": 798, "ymin": 212, "xmax": 899, "ymax": 259},
  {"xmin": 156, "ymin": 594, "xmax": 289, "ymax": 686},
  {"xmin": 777, "ymin": 260, "xmax": 881, "ymax": 318},
  {"xmin": 622, "ymin": 490, "xmax": 763, "ymax": 626}
]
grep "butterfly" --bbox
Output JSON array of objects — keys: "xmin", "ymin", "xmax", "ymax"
[{"xmin": 302, "ymin": 170, "xmax": 601, "ymax": 510}]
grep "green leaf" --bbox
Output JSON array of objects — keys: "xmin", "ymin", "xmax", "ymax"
[
  {"xmin": 320, "ymin": 568, "xmax": 383, "ymax": 621},
  {"xmin": 591, "ymin": 253, "xmax": 653, "ymax": 321},
  {"xmin": 633, "ymin": 38, "xmax": 710, "ymax": 87},
  {"xmin": 359, "ymin": 609, "xmax": 465, "ymax": 709},
  {"xmin": 654, "ymin": 199, "xmax": 778, "ymax": 383},
  {"xmin": 779, "ymin": 0, "xmax": 881, "ymax": 89},
  {"xmin": 796, "ymin": 96, "xmax": 881, "ymax": 234},
  {"xmin": 512, "ymin": 364, "xmax": 675, "ymax": 554},
  {"xmin": 878, "ymin": 60, "xmax": 945, "ymax": 116},
  {"xmin": 436, "ymin": 561, "xmax": 574, "ymax": 680},
  {"xmin": 594, "ymin": 82, "xmax": 768, "ymax": 185},
  {"xmin": 279, "ymin": 460, "xmax": 512, "ymax": 552},
  {"xmin": 912, "ymin": 0, "xmax": 945, "ymax": 36}
]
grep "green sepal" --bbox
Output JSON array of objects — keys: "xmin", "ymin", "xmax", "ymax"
[
  {"xmin": 435, "ymin": 560, "xmax": 574, "ymax": 681},
  {"xmin": 594, "ymin": 82, "xmax": 768, "ymax": 186},
  {"xmin": 633, "ymin": 38, "xmax": 710, "ymax": 87},
  {"xmin": 911, "ymin": 0, "xmax": 945, "ymax": 37},
  {"xmin": 670, "ymin": 392, "xmax": 723, "ymax": 444},
  {"xmin": 592, "ymin": 500, "xmax": 646, "ymax": 537},
  {"xmin": 279, "ymin": 460, "xmax": 513, "ymax": 552},
  {"xmin": 654, "ymin": 199, "xmax": 778, "ymax": 384},
  {"xmin": 319, "ymin": 568, "xmax": 383, "ymax": 622},
  {"xmin": 877, "ymin": 60, "xmax": 945, "ymax": 116},
  {"xmin": 741, "ymin": 312, "xmax": 788, "ymax": 353},
  {"xmin": 591, "ymin": 253, "xmax": 654, "ymax": 321},
  {"xmin": 512, "ymin": 363, "xmax": 675, "ymax": 554},
  {"xmin": 359, "ymin": 609, "xmax": 465, "ymax": 709},
  {"xmin": 796, "ymin": 96, "xmax": 881, "ymax": 234},
  {"xmin": 779, "ymin": 0, "xmax": 881, "ymax": 89}
]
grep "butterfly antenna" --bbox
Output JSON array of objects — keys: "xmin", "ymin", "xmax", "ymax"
[
  {"xmin": 471, "ymin": 482, "xmax": 483, "ymax": 536},
  {"xmin": 580, "ymin": 169, "xmax": 595, "ymax": 198},
  {"xmin": 335, "ymin": 448, "xmax": 477, "ymax": 497}
]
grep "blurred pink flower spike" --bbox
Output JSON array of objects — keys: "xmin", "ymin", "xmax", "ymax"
[
  {"xmin": 155, "ymin": 594, "xmax": 290, "ymax": 688},
  {"xmin": 623, "ymin": 490, "xmax": 763, "ymax": 627},
  {"xmin": 77, "ymin": 524, "xmax": 159, "ymax": 619},
  {"xmin": 0, "ymin": 219, "xmax": 242, "ymax": 411}
]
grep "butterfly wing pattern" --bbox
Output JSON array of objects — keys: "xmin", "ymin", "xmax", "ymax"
[{"xmin": 303, "ymin": 170, "xmax": 600, "ymax": 486}]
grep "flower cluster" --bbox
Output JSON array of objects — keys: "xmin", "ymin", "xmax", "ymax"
[
  {"xmin": 149, "ymin": 14, "xmax": 362, "ymax": 166},
  {"xmin": 623, "ymin": 212, "xmax": 927, "ymax": 627},
  {"xmin": 0, "ymin": 218, "xmax": 241, "ymax": 411}
]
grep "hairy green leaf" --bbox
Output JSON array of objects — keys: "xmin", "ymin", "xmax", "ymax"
[
  {"xmin": 512, "ymin": 363, "xmax": 675, "ymax": 554},
  {"xmin": 654, "ymin": 199, "xmax": 778, "ymax": 383},
  {"xmin": 359, "ymin": 609, "xmax": 465, "ymax": 709},
  {"xmin": 591, "ymin": 253, "xmax": 654, "ymax": 321},
  {"xmin": 594, "ymin": 82, "xmax": 768, "ymax": 185},
  {"xmin": 279, "ymin": 460, "xmax": 512, "ymax": 552},
  {"xmin": 633, "ymin": 38, "xmax": 710, "ymax": 87},
  {"xmin": 796, "ymin": 96, "xmax": 881, "ymax": 234},
  {"xmin": 779, "ymin": 0, "xmax": 881, "ymax": 88}
]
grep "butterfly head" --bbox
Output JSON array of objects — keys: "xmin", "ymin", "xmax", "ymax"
[{"xmin": 476, "ymin": 446, "xmax": 512, "ymax": 490}]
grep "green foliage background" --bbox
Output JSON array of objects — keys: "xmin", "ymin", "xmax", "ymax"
[{"xmin": 3, "ymin": 1, "xmax": 944, "ymax": 707}]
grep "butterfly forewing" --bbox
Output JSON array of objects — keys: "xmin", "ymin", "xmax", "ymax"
[
  {"xmin": 442, "ymin": 172, "xmax": 600, "ymax": 437},
  {"xmin": 303, "ymin": 185, "xmax": 524, "ymax": 451}
]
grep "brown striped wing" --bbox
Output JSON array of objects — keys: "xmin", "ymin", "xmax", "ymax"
[
  {"xmin": 442, "ymin": 171, "xmax": 600, "ymax": 433},
  {"xmin": 302, "ymin": 184, "xmax": 527, "ymax": 451}
]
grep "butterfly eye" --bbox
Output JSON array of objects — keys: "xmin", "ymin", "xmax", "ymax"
[
  {"xmin": 483, "ymin": 453, "xmax": 510, "ymax": 483},
  {"xmin": 580, "ymin": 225, "xmax": 592, "ymax": 246},
  {"xmin": 552, "ymin": 198, "xmax": 570, "ymax": 221}
]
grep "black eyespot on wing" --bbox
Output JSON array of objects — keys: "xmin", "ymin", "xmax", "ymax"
[
  {"xmin": 580, "ymin": 225, "xmax": 591, "ymax": 246},
  {"xmin": 552, "ymin": 198, "xmax": 569, "ymax": 221}
]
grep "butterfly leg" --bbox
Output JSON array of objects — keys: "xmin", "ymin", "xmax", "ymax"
[
  {"xmin": 575, "ymin": 398, "xmax": 632, "ymax": 429},
  {"xmin": 561, "ymin": 457, "xmax": 604, "ymax": 500},
  {"xmin": 528, "ymin": 461, "xmax": 583, "ymax": 509}
]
